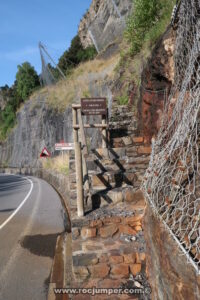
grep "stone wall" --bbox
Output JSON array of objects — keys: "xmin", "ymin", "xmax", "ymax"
[{"xmin": 71, "ymin": 201, "xmax": 150, "ymax": 293}]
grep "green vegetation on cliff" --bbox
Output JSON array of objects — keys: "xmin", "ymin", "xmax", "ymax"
[
  {"xmin": 0, "ymin": 62, "xmax": 40, "ymax": 140},
  {"xmin": 115, "ymin": 0, "xmax": 175, "ymax": 106},
  {"xmin": 16, "ymin": 62, "xmax": 40, "ymax": 101},
  {"xmin": 125, "ymin": 0, "xmax": 175, "ymax": 55},
  {"xmin": 58, "ymin": 35, "xmax": 97, "ymax": 76},
  {"xmin": 0, "ymin": 35, "xmax": 97, "ymax": 141}
]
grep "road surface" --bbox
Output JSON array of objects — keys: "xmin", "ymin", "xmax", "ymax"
[{"xmin": 0, "ymin": 174, "xmax": 65, "ymax": 300}]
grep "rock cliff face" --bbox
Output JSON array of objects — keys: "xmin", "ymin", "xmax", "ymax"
[
  {"xmin": 0, "ymin": 79, "xmax": 112, "ymax": 167},
  {"xmin": 78, "ymin": 0, "xmax": 133, "ymax": 52},
  {"xmin": 138, "ymin": 28, "xmax": 175, "ymax": 143},
  {"xmin": 0, "ymin": 95, "xmax": 73, "ymax": 167}
]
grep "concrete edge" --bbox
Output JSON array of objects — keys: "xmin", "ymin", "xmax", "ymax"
[{"xmin": 48, "ymin": 233, "xmax": 69, "ymax": 300}]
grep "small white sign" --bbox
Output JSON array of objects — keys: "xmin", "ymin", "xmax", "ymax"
[{"xmin": 55, "ymin": 143, "xmax": 74, "ymax": 151}]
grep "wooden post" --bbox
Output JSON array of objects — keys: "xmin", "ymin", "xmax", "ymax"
[
  {"xmin": 75, "ymin": 142, "xmax": 84, "ymax": 217},
  {"xmin": 102, "ymin": 115, "xmax": 107, "ymax": 149},
  {"xmin": 77, "ymin": 109, "xmax": 92, "ymax": 205},
  {"xmin": 73, "ymin": 108, "xmax": 78, "ymax": 143},
  {"xmin": 72, "ymin": 107, "xmax": 84, "ymax": 217}
]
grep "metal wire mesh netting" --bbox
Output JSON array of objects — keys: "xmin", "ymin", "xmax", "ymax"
[
  {"xmin": 142, "ymin": 0, "xmax": 200, "ymax": 273},
  {"xmin": 39, "ymin": 42, "xmax": 66, "ymax": 86}
]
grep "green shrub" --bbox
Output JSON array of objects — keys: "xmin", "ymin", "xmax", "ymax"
[
  {"xmin": 125, "ymin": 0, "xmax": 175, "ymax": 55},
  {"xmin": 58, "ymin": 35, "xmax": 97, "ymax": 75},
  {"xmin": 117, "ymin": 94, "xmax": 129, "ymax": 105},
  {"xmin": 77, "ymin": 46, "xmax": 97, "ymax": 62},
  {"xmin": 16, "ymin": 62, "xmax": 40, "ymax": 101},
  {"xmin": 0, "ymin": 105, "xmax": 16, "ymax": 139}
]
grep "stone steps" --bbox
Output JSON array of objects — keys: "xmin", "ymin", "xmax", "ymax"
[
  {"xmin": 89, "ymin": 170, "xmax": 136, "ymax": 189},
  {"xmin": 68, "ymin": 100, "xmax": 151, "ymax": 210},
  {"xmin": 85, "ymin": 156, "xmax": 150, "ymax": 173},
  {"xmin": 70, "ymin": 169, "xmax": 137, "ymax": 191},
  {"xmin": 70, "ymin": 184, "xmax": 145, "ymax": 211},
  {"xmin": 87, "ymin": 147, "xmax": 127, "ymax": 160},
  {"xmin": 91, "ymin": 186, "xmax": 142, "ymax": 209},
  {"xmin": 111, "ymin": 135, "xmax": 151, "ymax": 149}
]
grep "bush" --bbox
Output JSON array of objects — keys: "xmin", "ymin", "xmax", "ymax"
[
  {"xmin": 16, "ymin": 62, "xmax": 40, "ymax": 101},
  {"xmin": 117, "ymin": 94, "xmax": 129, "ymax": 105},
  {"xmin": 0, "ymin": 104, "xmax": 16, "ymax": 139},
  {"xmin": 125, "ymin": 0, "xmax": 175, "ymax": 55},
  {"xmin": 58, "ymin": 35, "xmax": 97, "ymax": 75}
]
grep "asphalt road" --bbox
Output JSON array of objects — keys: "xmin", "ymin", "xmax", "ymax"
[{"xmin": 0, "ymin": 174, "xmax": 65, "ymax": 300}]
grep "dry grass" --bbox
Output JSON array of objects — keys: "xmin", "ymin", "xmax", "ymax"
[
  {"xmin": 41, "ymin": 153, "xmax": 69, "ymax": 175},
  {"xmin": 113, "ymin": 38, "xmax": 153, "ymax": 107},
  {"xmin": 32, "ymin": 54, "xmax": 120, "ymax": 112}
]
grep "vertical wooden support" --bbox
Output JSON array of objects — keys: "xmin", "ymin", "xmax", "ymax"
[
  {"xmin": 72, "ymin": 107, "xmax": 84, "ymax": 217},
  {"xmin": 75, "ymin": 142, "xmax": 84, "ymax": 217},
  {"xmin": 77, "ymin": 109, "xmax": 90, "ymax": 195},
  {"xmin": 77, "ymin": 109, "xmax": 87, "ymax": 153},
  {"xmin": 73, "ymin": 108, "xmax": 78, "ymax": 143},
  {"xmin": 102, "ymin": 114, "xmax": 107, "ymax": 149}
]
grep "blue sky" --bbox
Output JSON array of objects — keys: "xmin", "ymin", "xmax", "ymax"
[{"xmin": 0, "ymin": 0, "xmax": 91, "ymax": 87}]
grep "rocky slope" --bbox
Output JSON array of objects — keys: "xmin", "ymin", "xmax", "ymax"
[
  {"xmin": 0, "ymin": 78, "xmax": 112, "ymax": 167},
  {"xmin": 0, "ymin": 95, "xmax": 72, "ymax": 167},
  {"xmin": 78, "ymin": 0, "xmax": 133, "ymax": 52}
]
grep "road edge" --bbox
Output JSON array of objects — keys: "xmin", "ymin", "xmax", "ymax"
[{"xmin": 48, "ymin": 233, "xmax": 69, "ymax": 300}]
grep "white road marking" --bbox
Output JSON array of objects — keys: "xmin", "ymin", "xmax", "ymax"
[
  {"xmin": 0, "ymin": 177, "xmax": 41, "ymax": 297},
  {"xmin": 0, "ymin": 175, "xmax": 33, "ymax": 230}
]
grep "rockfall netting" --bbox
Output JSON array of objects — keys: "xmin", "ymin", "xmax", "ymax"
[
  {"xmin": 87, "ymin": 0, "xmax": 130, "ymax": 53},
  {"xmin": 143, "ymin": 0, "xmax": 200, "ymax": 273}
]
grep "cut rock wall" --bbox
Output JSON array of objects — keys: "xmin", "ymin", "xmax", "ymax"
[
  {"xmin": 139, "ymin": 28, "xmax": 175, "ymax": 142},
  {"xmin": 78, "ymin": 0, "xmax": 133, "ymax": 51}
]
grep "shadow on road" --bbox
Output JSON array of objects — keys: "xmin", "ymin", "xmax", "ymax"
[
  {"xmin": 0, "ymin": 208, "xmax": 15, "ymax": 213},
  {"xmin": 0, "ymin": 175, "xmax": 30, "ymax": 193},
  {"xmin": 20, "ymin": 233, "xmax": 61, "ymax": 258}
]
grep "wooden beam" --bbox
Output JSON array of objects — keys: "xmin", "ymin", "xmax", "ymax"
[
  {"xmin": 72, "ymin": 108, "xmax": 78, "ymax": 143},
  {"xmin": 73, "ymin": 124, "xmax": 108, "ymax": 129},
  {"xmin": 102, "ymin": 115, "xmax": 107, "ymax": 149},
  {"xmin": 72, "ymin": 104, "xmax": 81, "ymax": 109},
  {"xmin": 77, "ymin": 109, "xmax": 92, "ymax": 205},
  {"xmin": 75, "ymin": 142, "xmax": 84, "ymax": 217}
]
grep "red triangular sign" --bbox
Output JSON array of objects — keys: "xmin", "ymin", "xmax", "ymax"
[{"xmin": 40, "ymin": 147, "xmax": 51, "ymax": 157}]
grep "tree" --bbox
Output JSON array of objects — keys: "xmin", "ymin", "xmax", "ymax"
[
  {"xmin": 58, "ymin": 35, "xmax": 97, "ymax": 75},
  {"xmin": 16, "ymin": 62, "xmax": 40, "ymax": 101},
  {"xmin": 125, "ymin": 0, "xmax": 163, "ymax": 54}
]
